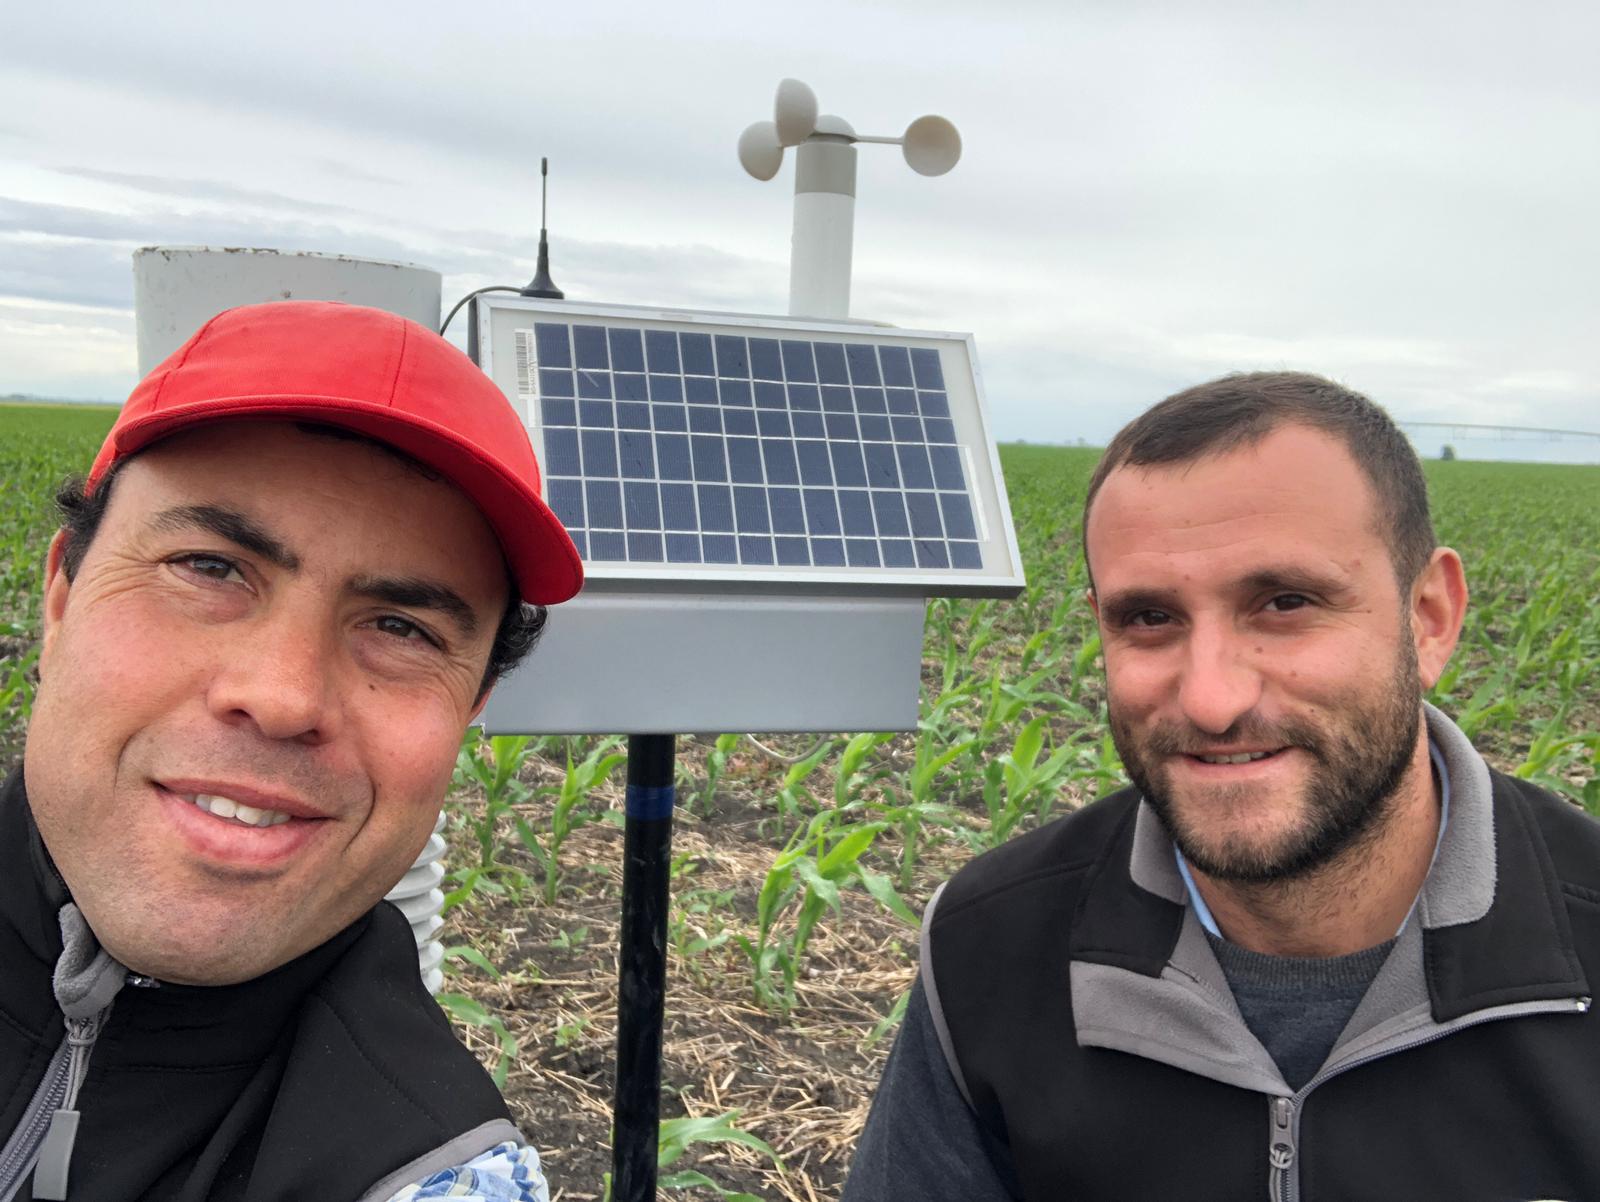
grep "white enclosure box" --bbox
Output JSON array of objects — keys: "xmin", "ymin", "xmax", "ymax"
[{"xmin": 133, "ymin": 246, "xmax": 441, "ymax": 375}]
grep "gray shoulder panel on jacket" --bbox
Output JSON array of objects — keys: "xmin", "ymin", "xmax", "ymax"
[
  {"xmin": 918, "ymin": 880, "xmax": 977, "ymax": 1109},
  {"xmin": 357, "ymin": 1118, "xmax": 527, "ymax": 1202}
]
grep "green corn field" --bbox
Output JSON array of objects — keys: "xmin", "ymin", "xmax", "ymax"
[{"xmin": 2, "ymin": 401, "xmax": 1596, "ymax": 1199}]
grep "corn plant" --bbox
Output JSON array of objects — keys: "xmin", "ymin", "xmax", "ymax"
[
  {"xmin": 601, "ymin": 1109, "xmax": 782, "ymax": 1202},
  {"xmin": 737, "ymin": 810, "xmax": 916, "ymax": 1013},
  {"xmin": 696, "ymin": 732, "xmax": 742, "ymax": 815},
  {"xmin": 444, "ymin": 732, "xmax": 542, "ymax": 910},
  {"xmin": 980, "ymin": 714, "xmax": 1085, "ymax": 845},
  {"xmin": 514, "ymin": 736, "xmax": 626, "ymax": 903},
  {"xmin": 435, "ymin": 991, "xmax": 518, "ymax": 1088}
]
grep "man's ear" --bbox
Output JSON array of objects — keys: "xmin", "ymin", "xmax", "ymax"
[
  {"xmin": 1085, "ymin": 588, "xmax": 1099, "ymax": 622},
  {"xmin": 38, "ymin": 529, "xmax": 73, "ymax": 673},
  {"xmin": 1410, "ymin": 547, "xmax": 1468, "ymax": 689}
]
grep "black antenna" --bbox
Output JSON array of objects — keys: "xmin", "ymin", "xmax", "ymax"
[{"xmin": 522, "ymin": 157, "xmax": 564, "ymax": 299}]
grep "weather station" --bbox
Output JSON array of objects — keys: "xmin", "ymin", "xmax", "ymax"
[
  {"xmin": 124, "ymin": 78, "xmax": 1021, "ymax": 1202},
  {"xmin": 468, "ymin": 79, "xmax": 1021, "ymax": 1201}
]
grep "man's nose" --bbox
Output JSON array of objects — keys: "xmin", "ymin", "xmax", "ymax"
[
  {"xmin": 1176, "ymin": 623, "xmax": 1263, "ymax": 736},
  {"xmin": 206, "ymin": 604, "xmax": 342, "ymax": 744}
]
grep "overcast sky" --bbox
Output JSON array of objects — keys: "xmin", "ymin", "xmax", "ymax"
[{"xmin": 3, "ymin": 0, "xmax": 1597, "ymax": 460}]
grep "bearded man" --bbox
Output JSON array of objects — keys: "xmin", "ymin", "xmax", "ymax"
[{"xmin": 843, "ymin": 372, "xmax": 1600, "ymax": 1200}]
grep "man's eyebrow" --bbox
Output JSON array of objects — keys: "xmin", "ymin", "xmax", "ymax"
[
  {"xmin": 349, "ymin": 575, "xmax": 480, "ymax": 637},
  {"xmin": 150, "ymin": 505, "xmax": 301, "ymax": 570},
  {"xmin": 1238, "ymin": 567, "xmax": 1352, "ymax": 597}
]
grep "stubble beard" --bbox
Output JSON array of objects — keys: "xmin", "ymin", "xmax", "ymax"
[{"xmin": 1109, "ymin": 640, "xmax": 1423, "ymax": 885}]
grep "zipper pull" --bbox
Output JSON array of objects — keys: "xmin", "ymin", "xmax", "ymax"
[
  {"xmin": 30, "ymin": 1108, "xmax": 80, "ymax": 1200},
  {"xmin": 1268, "ymin": 1096, "xmax": 1295, "ymax": 1202}
]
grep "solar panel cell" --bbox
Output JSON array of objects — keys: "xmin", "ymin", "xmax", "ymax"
[
  {"xmin": 702, "ymin": 534, "xmax": 737, "ymax": 563},
  {"xmin": 754, "ymin": 381, "xmax": 787, "ymax": 410},
  {"xmin": 787, "ymin": 383, "xmax": 821, "ymax": 411},
  {"xmin": 838, "ymin": 490, "xmax": 875, "ymax": 537},
  {"xmin": 871, "ymin": 490, "xmax": 910, "ymax": 537},
  {"xmin": 609, "ymin": 328, "xmax": 645, "ymax": 373},
  {"xmin": 845, "ymin": 343, "xmax": 881, "ymax": 385},
  {"xmin": 911, "ymin": 347, "xmax": 945, "ymax": 390},
  {"xmin": 810, "ymin": 537, "xmax": 846, "ymax": 566},
  {"xmin": 821, "ymin": 385, "xmax": 853, "ymax": 413},
  {"xmin": 781, "ymin": 340, "xmax": 817, "ymax": 382},
  {"xmin": 914, "ymin": 539, "xmax": 950, "ymax": 569},
  {"xmin": 666, "ymin": 533, "xmax": 701, "ymax": 563},
  {"xmin": 617, "ymin": 401, "xmax": 651, "ymax": 430},
  {"xmin": 697, "ymin": 484, "xmax": 734, "ymax": 532},
  {"xmin": 767, "ymin": 486, "xmax": 806, "ymax": 533},
  {"xmin": 648, "ymin": 374, "xmax": 684, "ymax": 403},
  {"xmin": 581, "ymin": 430, "xmax": 619, "ymax": 477},
  {"xmin": 574, "ymin": 325, "xmax": 609, "ymax": 369},
  {"xmin": 580, "ymin": 400, "xmax": 614, "ymax": 428},
  {"xmin": 824, "ymin": 413, "xmax": 859, "ymax": 441},
  {"xmin": 590, "ymin": 530, "xmax": 625, "ymax": 560},
  {"xmin": 655, "ymin": 433, "xmax": 692, "ymax": 480},
  {"xmin": 688, "ymin": 406, "xmax": 722, "ymax": 434},
  {"xmin": 714, "ymin": 335, "xmax": 750, "ymax": 378},
  {"xmin": 878, "ymin": 345, "xmax": 913, "ymax": 387},
  {"xmin": 950, "ymin": 541, "xmax": 982, "ymax": 569},
  {"xmin": 803, "ymin": 489, "xmax": 841, "ymax": 535},
  {"xmin": 924, "ymin": 417, "xmax": 957, "ymax": 444},
  {"xmin": 691, "ymin": 435, "xmax": 727, "ymax": 481},
  {"xmin": 625, "ymin": 482, "xmax": 661, "ymax": 529},
  {"xmin": 757, "ymin": 409, "xmax": 791, "ymax": 438},
  {"xmin": 939, "ymin": 492, "xmax": 977, "ymax": 540},
  {"xmin": 685, "ymin": 376, "xmax": 718, "ymax": 404},
  {"xmin": 535, "ymin": 323, "xmax": 571, "ymax": 368},
  {"xmin": 723, "ymin": 408, "xmax": 758, "ymax": 436},
  {"xmin": 881, "ymin": 539, "xmax": 914, "ymax": 567},
  {"xmin": 906, "ymin": 493, "xmax": 944, "ymax": 540},
  {"xmin": 749, "ymin": 337, "xmax": 783, "ymax": 381},
  {"xmin": 586, "ymin": 480, "xmax": 623, "ymax": 528},
  {"xmin": 814, "ymin": 342, "xmax": 849, "ymax": 385},
  {"xmin": 829, "ymin": 442, "xmax": 868, "ymax": 487},
  {"xmin": 652, "ymin": 404, "xmax": 688, "ymax": 433},
  {"xmin": 548, "ymin": 479, "xmax": 584, "ymax": 527},
  {"xmin": 727, "ymin": 437, "xmax": 763, "ymax": 484},
  {"xmin": 738, "ymin": 534, "xmax": 775, "ymax": 565},
  {"xmin": 645, "ymin": 329, "xmax": 680, "ymax": 374},
  {"xmin": 775, "ymin": 536, "xmax": 810, "ymax": 566},
  {"xmin": 792, "ymin": 412, "xmax": 825, "ymax": 439},
  {"xmin": 853, "ymin": 387, "xmax": 887, "ymax": 414},
  {"xmin": 661, "ymin": 482, "xmax": 696, "ymax": 529},
  {"xmin": 761, "ymin": 440, "xmax": 800, "ymax": 485},
  {"xmin": 543, "ymin": 398, "xmax": 577, "ymax": 427},
  {"xmin": 540, "ymin": 368, "xmax": 575, "ymax": 398},
  {"xmin": 734, "ymin": 485, "xmax": 770, "ymax": 532},
  {"xmin": 896, "ymin": 444, "xmax": 935, "ymax": 489},
  {"xmin": 680, "ymin": 332, "xmax": 714, "ymax": 376},
  {"xmin": 545, "ymin": 428, "xmax": 580, "ymax": 476},
  {"xmin": 719, "ymin": 378, "xmax": 753, "ymax": 407},
  {"xmin": 929, "ymin": 445, "xmax": 966, "ymax": 490},
  {"xmin": 858, "ymin": 414, "xmax": 891, "ymax": 441},
  {"xmin": 846, "ymin": 538, "xmax": 880, "ymax": 567},
  {"xmin": 615, "ymin": 373, "xmax": 648, "ymax": 402},
  {"xmin": 618, "ymin": 431, "xmax": 654, "ymax": 479}
]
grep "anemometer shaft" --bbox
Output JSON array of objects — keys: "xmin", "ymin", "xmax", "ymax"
[{"xmin": 789, "ymin": 138, "xmax": 858, "ymax": 319}]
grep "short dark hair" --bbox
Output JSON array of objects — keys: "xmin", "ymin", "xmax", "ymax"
[
  {"xmin": 1082, "ymin": 371, "xmax": 1435, "ymax": 587},
  {"xmin": 54, "ymin": 440, "xmax": 546, "ymax": 699}
]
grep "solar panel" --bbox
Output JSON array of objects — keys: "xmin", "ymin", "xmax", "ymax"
[{"xmin": 483, "ymin": 299, "xmax": 1022, "ymax": 597}]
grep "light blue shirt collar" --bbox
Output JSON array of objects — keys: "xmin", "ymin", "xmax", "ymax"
[{"xmin": 1174, "ymin": 738, "xmax": 1452, "ymax": 941}]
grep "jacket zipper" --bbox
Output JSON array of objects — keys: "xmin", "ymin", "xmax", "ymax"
[
  {"xmin": 0, "ymin": 1009, "xmax": 111, "ymax": 1202},
  {"xmin": 1265, "ymin": 994, "xmax": 1591, "ymax": 1202}
]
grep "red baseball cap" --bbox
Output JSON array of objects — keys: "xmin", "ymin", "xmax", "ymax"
[{"xmin": 90, "ymin": 300, "xmax": 583, "ymax": 605}]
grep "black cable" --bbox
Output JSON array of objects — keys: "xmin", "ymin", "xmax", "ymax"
[{"xmin": 439, "ymin": 286, "xmax": 523, "ymax": 336}]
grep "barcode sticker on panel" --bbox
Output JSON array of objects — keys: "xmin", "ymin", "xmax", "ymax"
[{"xmin": 515, "ymin": 329, "xmax": 539, "ymax": 399}]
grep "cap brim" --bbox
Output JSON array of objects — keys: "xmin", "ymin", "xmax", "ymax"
[{"xmin": 98, "ymin": 397, "xmax": 584, "ymax": 606}]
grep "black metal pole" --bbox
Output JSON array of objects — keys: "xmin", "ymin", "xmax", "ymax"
[{"xmin": 612, "ymin": 733, "xmax": 676, "ymax": 1202}]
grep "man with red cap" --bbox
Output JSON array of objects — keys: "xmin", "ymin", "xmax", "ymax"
[{"xmin": 0, "ymin": 302, "xmax": 582, "ymax": 1200}]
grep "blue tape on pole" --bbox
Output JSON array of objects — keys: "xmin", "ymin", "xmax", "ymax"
[{"xmin": 626, "ymin": 783, "xmax": 676, "ymax": 821}]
